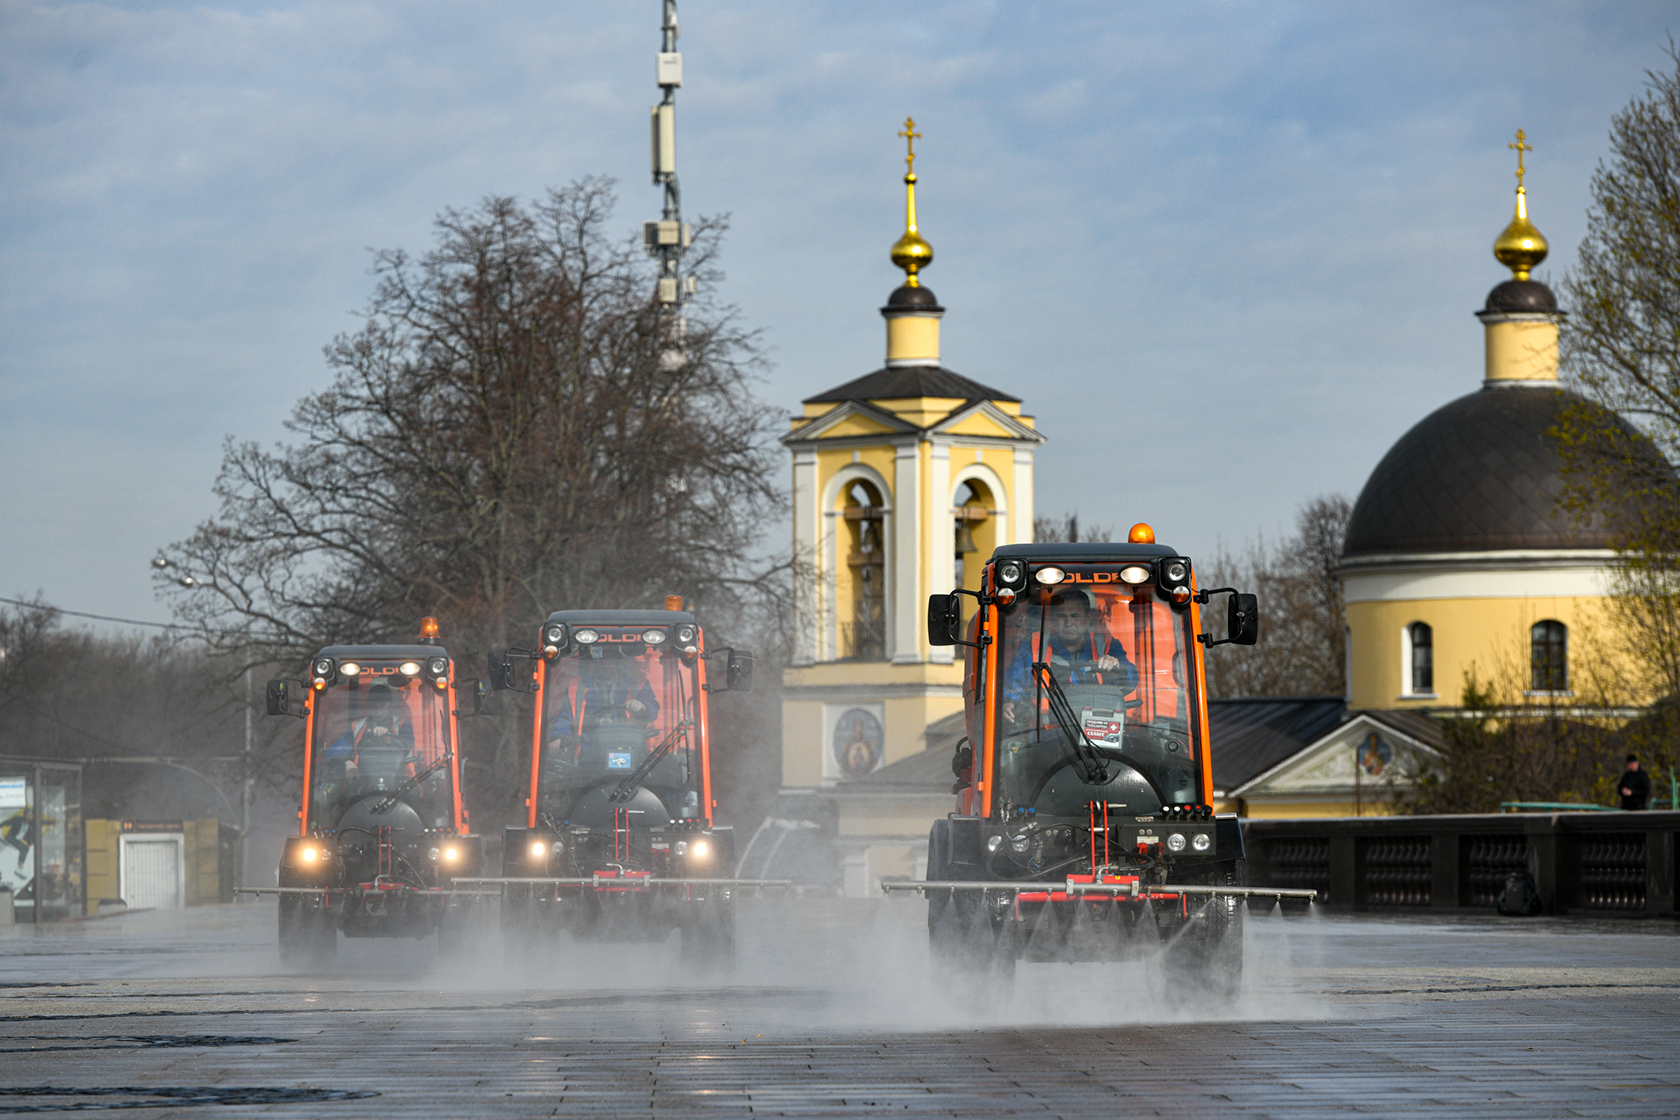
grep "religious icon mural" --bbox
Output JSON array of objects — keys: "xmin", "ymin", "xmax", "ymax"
[
  {"xmin": 833, "ymin": 708, "xmax": 885, "ymax": 778},
  {"xmin": 1358, "ymin": 732, "xmax": 1393, "ymax": 778}
]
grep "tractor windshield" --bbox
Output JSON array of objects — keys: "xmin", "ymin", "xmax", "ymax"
[
  {"xmin": 307, "ymin": 671, "xmax": 455, "ymax": 832},
  {"xmin": 537, "ymin": 637, "xmax": 700, "ymax": 824},
  {"xmin": 992, "ymin": 571, "xmax": 1202, "ymax": 817}
]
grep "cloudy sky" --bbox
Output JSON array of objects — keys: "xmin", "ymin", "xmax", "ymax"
[{"xmin": 1, "ymin": 1, "xmax": 1673, "ymax": 629}]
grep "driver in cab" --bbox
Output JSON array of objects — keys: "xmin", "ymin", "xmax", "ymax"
[
  {"xmin": 1002, "ymin": 590, "xmax": 1139, "ymax": 727},
  {"xmin": 545, "ymin": 648, "xmax": 661, "ymax": 765}
]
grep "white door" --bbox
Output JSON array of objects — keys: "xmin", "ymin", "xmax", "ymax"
[{"xmin": 120, "ymin": 835, "xmax": 184, "ymax": 909}]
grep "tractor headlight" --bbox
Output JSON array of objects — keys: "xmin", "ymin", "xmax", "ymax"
[
  {"xmin": 1166, "ymin": 832, "xmax": 1188, "ymax": 853},
  {"xmin": 399, "ymin": 661, "xmax": 421, "ymax": 676},
  {"xmin": 299, "ymin": 846, "xmax": 318, "ymax": 863},
  {"xmin": 544, "ymin": 623, "xmax": 566, "ymax": 645},
  {"xmin": 530, "ymin": 841, "xmax": 547, "ymax": 859},
  {"xmin": 985, "ymin": 835, "xmax": 1004, "ymax": 852},
  {"xmin": 998, "ymin": 560, "xmax": 1024, "ymax": 587},
  {"xmin": 443, "ymin": 846, "xmax": 459, "ymax": 861},
  {"xmin": 550, "ymin": 841, "xmax": 564, "ymax": 856},
  {"xmin": 574, "ymin": 629, "xmax": 599, "ymax": 645},
  {"xmin": 675, "ymin": 840, "xmax": 688, "ymax": 856},
  {"xmin": 428, "ymin": 847, "xmax": 440, "ymax": 861},
  {"xmin": 1120, "ymin": 565, "xmax": 1151, "ymax": 586},
  {"xmin": 428, "ymin": 657, "xmax": 447, "ymax": 677},
  {"xmin": 1034, "ymin": 566, "xmax": 1065, "ymax": 586},
  {"xmin": 675, "ymin": 624, "xmax": 697, "ymax": 644},
  {"xmin": 688, "ymin": 839, "xmax": 711, "ymax": 860},
  {"xmin": 339, "ymin": 662, "xmax": 361, "ymax": 677},
  {"xmin": 642, "ymin": 629, "xmax": 667, "ymax": 645},
  {"xmin": 1191, "ymin": 833, "xmax": 1212, "ymax": 853},
  {"xmin": 1009, "ymin": 834, "xmax": 1031, "ymax": 854},
  {"xmin": 313, "ymin": 658, "xmax": 335, "ymax": 679}
]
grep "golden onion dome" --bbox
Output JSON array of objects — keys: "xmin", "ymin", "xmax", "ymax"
[
  {"xmin": 1493, "ymin": 128, "xmax": 1548, "ymax": 280},
  {"xmin": 1494, "ymin": 188, "xmax": 1548, "ymax": 280}
]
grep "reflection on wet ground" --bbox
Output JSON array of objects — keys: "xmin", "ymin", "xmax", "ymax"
[{"xmin": 2, "ymin": 898, "xmax": 1677, "ymax": 1116}]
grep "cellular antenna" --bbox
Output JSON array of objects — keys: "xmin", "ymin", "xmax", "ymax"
[{"xmin": 646, "ymin": 0, "xmax": 693, "ymax": 368}]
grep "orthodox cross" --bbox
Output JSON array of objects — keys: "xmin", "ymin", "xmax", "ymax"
[
  {"xmin": 1509, "ymin": 128, "xmax": 1533, "ymax": 189},
  {"xmin": 898, "ymin": 117, "xmax": 922, "ymax": 176}
]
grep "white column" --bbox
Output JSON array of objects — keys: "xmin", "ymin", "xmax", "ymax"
[
  {"xmin": 790, "ymin": 447, "xmax": 819, "ymax": 666},
  {"xmin": 1012, "ymin": 446, "xmax": 1035, "ymax": 544},
  {"xmin": 928, "ymin": 440, "xmax": 954, "ymax": 665},
  {"xmin": 892, "ymin": 440, "xmax": 922, "ymax": 663}
]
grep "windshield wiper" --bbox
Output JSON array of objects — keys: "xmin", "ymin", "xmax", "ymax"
[
  {"xmin": 369, "ymin": 752, "xmax": 453, "ymax": 815},
  {"xmin": 609, "ymin": 720, "xmax": 693, "ymax": 803},
  {"xmin": 1033, "ymin": 663, "xmax": 1111, "ymax": 784}
]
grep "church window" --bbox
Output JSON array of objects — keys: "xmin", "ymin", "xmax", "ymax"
[
  {"xmin": 841, "ymin": 481, "xmax": 886, "ymax": 661},
  {"xmin": 1406, "ymin": 622, "xmax": 1433, "ymax": 695},
  {"xmin": 952, "ymin": 479, "xmax": 995, "ymax": 596},
  {"xmin": 1531, "ymin": 620, "xmax": 1567, "ymax": 692}
]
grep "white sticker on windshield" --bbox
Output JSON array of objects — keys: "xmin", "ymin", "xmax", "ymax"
[
  {"xmin": 607, "ymin": 752, "xmax": 633, "ymax": 770},
  {"xmin": 1081, "ymin": 708, "xmax": 1123, "ymax": 748}
]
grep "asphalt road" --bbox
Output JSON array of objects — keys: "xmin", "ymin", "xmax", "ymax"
[{"xmin": 1, "ymin": 898, "xmax": 1677, "ymax": 1117}]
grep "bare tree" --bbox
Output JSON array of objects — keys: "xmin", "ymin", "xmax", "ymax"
[
  {"xmin": 154, "ymin": 182, "xmax": 785, "ymax": 824},
  {"xmin": 1198, "ymin": 495, "xmax": 1352, "ymax": 698},
  {"xmin": 1555, "ymin": 46, "xmax": 1680, "ymax": 726},
  {"xmin": 1033, "ymin": 513, "xmax": 1113, "ymax": 543}
]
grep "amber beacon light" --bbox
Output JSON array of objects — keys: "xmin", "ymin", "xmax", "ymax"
[{"xmin": 1128, "ymin": 523, "xmax": 1156, "ymax": 544}]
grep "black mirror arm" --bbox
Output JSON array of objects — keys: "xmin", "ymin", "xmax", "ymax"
[{"xmin": 948, "ymin": 587, "xmax": 988, "ymax": 649}]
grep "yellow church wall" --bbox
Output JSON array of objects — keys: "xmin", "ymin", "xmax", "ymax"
[
  {"xmin": 943, "ymin": 412, "xmax": 1018, "ymax": 439},
  {"xmin": 821, "ymin": 414, "xmax": 899, "ymax": 438},
  {"xmin": 1346, "ymin": 593, "xmax": 1629, "ymax": 710},
  {"xmin": 1483, "ymin": 318, "xmax": 1560, "ymax": 383},
  {"xmin": 869, "ymin": 397, "xmax": 969, "ymax": 429},
  {"xmin": 885, "ymin": 316, "xmax": 940, "ymax": 364},
  {"xmin": 779, "ymin": 686, "xmax": 963, "ymax": 788}
]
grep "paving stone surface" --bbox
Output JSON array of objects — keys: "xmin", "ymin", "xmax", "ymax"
[{"xmin": 1, "ymin": 898, "xmax": 1676, "ymax": 1117}]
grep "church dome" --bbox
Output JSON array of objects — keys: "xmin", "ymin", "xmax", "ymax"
[{"xmin": 1342, "ymin": 385, "xmax": 1629, "ymax": 557}]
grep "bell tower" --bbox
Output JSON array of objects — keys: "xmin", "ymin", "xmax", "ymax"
[{"xmin": 780, "ymin": 119, "xmax": 1044, "ymax": 788}]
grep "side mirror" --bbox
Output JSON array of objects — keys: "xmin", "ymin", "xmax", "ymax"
[
  {"xmin": 725, "ymin": 649, "xmax": 755, "ymax": 693},
  {"xmin": 1229, "ymin": 593, "xmax": 1259, "ymax": 646},
  {"xmin": 265, "ymin": 678, "xmax": 289, "ymax": 717},
  {"xmin": 926, "ymin": 593, "xmax": 961, "ymax": 647},
  {"xmin": 487, "ymin": 649, "xmax": 515, "ymax": 692},
  {"xmin": 459, "ymin": 678, "xmax": 494, "ymax": 716}
]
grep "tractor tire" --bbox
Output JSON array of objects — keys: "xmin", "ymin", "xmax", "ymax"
[
  {"xmin": 679, "ymin": 895, "xmax": 735, "ymax": 973},
  {"xmin": 1156, "ymin": 859, "xmax": 1244, "ymax": 1003}
]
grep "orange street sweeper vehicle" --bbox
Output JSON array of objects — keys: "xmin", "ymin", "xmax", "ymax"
[
  {"xmin": 248, "ymin": 618, "xmax": 484, "ymax": 963},
  {"xmin": 463, "ymin": 599, "xmax": 782, "ymax": 966},
  {"xmin": 883, "ymin": 528, "xmax": 1316, "ymax": 998}
]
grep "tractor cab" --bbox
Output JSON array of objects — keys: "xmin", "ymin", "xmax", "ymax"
[
  {"xmin": 895, "ymin": 528, "xmax": 1312, "ymax": 999},
  {"xmin": 252, "ymin": 618, "xmax": 484, "ymax": 963},
  {"xmin": 480, "ymin": 600, "xmax": 766, "ymax": 964}
]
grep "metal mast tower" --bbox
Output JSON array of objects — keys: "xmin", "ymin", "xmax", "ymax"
[{"xmin": 646, "ymin": 0, "xmax": 691, "ymax": 365}]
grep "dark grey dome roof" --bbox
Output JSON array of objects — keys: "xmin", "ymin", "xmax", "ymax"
[
  {"xmin": 1483, "ymin": 279, "xmax": 1559, "ymax": 314},
  {"xmin": 1343, "ymin": 386, "xmax": 1624, "ymax": 556},
  {"xmin": 883, "ymin": 284, "xmax": 943, "ymax": 312}
]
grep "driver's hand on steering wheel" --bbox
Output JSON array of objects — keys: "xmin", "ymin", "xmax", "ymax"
[{"xmin": 1095, "ymin": 654, "xmax": 1120, "ymax": 671}]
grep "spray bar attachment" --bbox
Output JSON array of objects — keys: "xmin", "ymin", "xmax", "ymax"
[
  {"xmin": 879, "ymin": 877, "xmax": 1317, "ymax": 903},
  {"xmin": 454, "ymin": 875, "xmax": 793, "ymax": 891}
]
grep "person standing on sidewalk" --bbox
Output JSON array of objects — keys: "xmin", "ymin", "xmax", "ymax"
[{"xmin": 1618, "ymin": 754, "xmax": 1651, "ymax": 811}]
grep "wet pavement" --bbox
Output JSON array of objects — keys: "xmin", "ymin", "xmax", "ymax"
[{"xmin": 1, "ymin": 898, "xmax": 1677, "ymax": 1117}]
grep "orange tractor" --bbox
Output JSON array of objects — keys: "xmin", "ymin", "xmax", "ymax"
[
  {"xmin": 464, "ymin": 600, "xmax": 779, "ymax": 966},
  {"xmin": 249, "ymin": 618, "xmax": 485, "ymax": 963},
  {"xmin": 884, "ymin": 529, "xmax": 1316, "ymax": 997}
]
